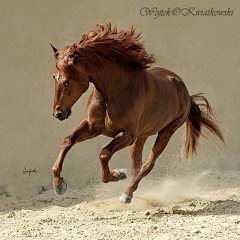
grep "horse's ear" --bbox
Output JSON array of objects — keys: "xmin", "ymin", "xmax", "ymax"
[
  {"xmin": 68, "ymin": 55, "xmax": 78, "ymax": 66},
  {"xmin": 50, "ymin": 44, "xmax": 59, "ymax": 59}
]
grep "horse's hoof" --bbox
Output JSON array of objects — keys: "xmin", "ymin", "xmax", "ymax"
[
  {"xmin": 114, "ymin": 169, "xmax": 127, "ymax": 181},
  {"xmin": 118, "ymin": 171, "xmax": 127, "ymax": 180},
  {"xmin": 53, "ymin": 181, "xmax": 67, "ymax": 195},
  {"xmin": 119, "ymin": 193, "xmax": 132, "ymax": 203}
]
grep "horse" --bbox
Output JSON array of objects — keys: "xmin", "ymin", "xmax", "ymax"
[{"xmin": 50, "ymin": 22, "xmax": 225, "ymax": 203}]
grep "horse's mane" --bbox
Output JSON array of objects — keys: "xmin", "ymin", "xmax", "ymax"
[{"xmin": 61, "ymin": 22, "xmax": 156, "ymax": 70}]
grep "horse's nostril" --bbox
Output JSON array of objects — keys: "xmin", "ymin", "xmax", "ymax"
[{"xmin": 55, "ymin": 112, "xmax": 63, "ymax": 119}]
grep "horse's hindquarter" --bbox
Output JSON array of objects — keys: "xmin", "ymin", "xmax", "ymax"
[{"xmin": 138, "ymin": 67, "xmax": 191, "ymax": 137}]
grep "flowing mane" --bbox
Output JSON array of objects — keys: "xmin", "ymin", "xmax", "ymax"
[{"xmin": 59, "ymin": 22, "xmax": 156, "ymax": 70}]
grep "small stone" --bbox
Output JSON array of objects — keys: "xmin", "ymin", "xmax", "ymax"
[
  {"xmin": 191, "ymin": 230, "xmax": 201, "ymax": 234},
  {"xmin": 170, "ymin": 205, "xmax": 181, "ymax": 214},
  {"xmin": 144, "ymin": 211, "xmax": 151, "ymax": 216},
  {"xmin": 7, "ymin": 212, "xmax": 16, "ymax": 218},
  {"xmin": 159, "ymin": 216, "xmax": 168, "ymax": 223}
]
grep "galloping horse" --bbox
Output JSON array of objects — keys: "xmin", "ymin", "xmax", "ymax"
[{"xmin": 50, "ymin": 22, "xmax": 224, "ymax": 203}]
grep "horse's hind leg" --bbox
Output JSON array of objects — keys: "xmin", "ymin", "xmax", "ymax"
[
  {"xmin": 119, "ymin": 116, "xmax": 186, "ymax": 203},
  {"xmin": 130, "ymin": 137, "xmax": 148, "ymax": 179}
]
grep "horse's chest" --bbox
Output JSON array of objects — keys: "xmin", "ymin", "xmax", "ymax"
[
  {"xmin": 102, "ymin": 111, "xmax": 121, "ymax": 136},
  {"xmin": 87, "ymin": 105, "xmax": 121, "ymax": 138},
  {"xmin": 87, "ymin": 92, "xmax": 135, "ymax": 138}
]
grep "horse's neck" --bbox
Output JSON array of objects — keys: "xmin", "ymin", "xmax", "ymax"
[{"xmin": 90, "ymin": 64, "xmax": 143, "ymax": 103}]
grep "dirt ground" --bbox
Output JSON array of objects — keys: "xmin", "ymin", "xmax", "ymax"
[{"xmin": 0, "ymin": 169, "xmax": 240, "ymax": 240}]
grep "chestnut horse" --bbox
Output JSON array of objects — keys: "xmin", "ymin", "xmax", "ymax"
[{"xmin": 50, "ymin": 23, "xmax": 224, "ymax": 203}]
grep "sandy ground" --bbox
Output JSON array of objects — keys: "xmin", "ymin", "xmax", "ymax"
[{"xmin": 0, "ymin": 169, "xmax": 240, "ymax": 240}]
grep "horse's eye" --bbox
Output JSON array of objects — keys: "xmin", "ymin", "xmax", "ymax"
[{"xmin": 63, "ymin": 81, "xmax": 70, "ymax": 87}]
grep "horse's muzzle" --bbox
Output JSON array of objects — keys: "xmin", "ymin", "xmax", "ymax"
[
  {"xmin": 54, "ymin": 109, "xmax": 71, "ymax": 121},
  {"xmin": 54, "ymin": 112, "xmax": 63, "ymax": 119}
]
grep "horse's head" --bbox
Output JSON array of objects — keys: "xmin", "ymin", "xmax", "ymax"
[{"xmin": 51, "ymin": 44, "xmax": 90, "ymax": 121}]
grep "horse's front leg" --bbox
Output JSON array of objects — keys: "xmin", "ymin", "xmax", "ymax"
[
  {"xmin": 99, "ymin": 130, "xmax": 136, "ymax": 183},
  {"xmin": 52, "ymin": 119, "xmax": 99, "ymax": 195}
]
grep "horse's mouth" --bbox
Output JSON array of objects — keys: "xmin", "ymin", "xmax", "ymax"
[{"xmin": 66, "ymin": 109, "xmax": 72, "ymax": 119}]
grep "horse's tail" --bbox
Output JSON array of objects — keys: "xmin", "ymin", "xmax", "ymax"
[{"xmin": 182, "ymin": 93, "xmax": 225, "ymax": 160}]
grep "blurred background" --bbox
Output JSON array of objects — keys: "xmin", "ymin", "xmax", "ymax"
[{"xmin": 0, "ymin": 0, "xmax": 239, "ymax": 198}]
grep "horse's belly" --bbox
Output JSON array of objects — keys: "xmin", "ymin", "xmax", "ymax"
[{"xmin": 137, "ymin": 112, "xmax": 175, "ymax": 137}]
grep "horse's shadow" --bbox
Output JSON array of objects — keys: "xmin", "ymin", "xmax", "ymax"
[
  {"xmin": 199, "ymin": 199, "xmax": 240, "ymax": 216},
  {"xmin": 151, "ymin": 199, "xmax": 240, "ymax": 217}
]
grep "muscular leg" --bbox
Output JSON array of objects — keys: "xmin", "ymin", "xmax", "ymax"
[
  {"xmin": 52, "ymin": 119, "xmax": 99, "ymax": 194},
  {"xmin": 120, "ymin": 116, "xmax": 186, "ymax": 203},
  {"xmin": 99, "ymin": 130, "xmax": 136, "ymax": 183},
  {"xmin": 130, "ymin": 137, "xmax": 148, "ymax": 179}
]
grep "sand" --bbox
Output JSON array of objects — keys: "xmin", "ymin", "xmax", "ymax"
[{"xmin": 0, "ymin": 169, "xmax": 240, "ymax": 240}]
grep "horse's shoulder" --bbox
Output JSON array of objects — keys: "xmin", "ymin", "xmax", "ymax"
[
  {"xmin": 87, "ymin": 87, "xmax": 106, "ymax": 123},
  {"xmin": 87, "ymin": 87, "xmax": 105, "ymax": 105}
]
